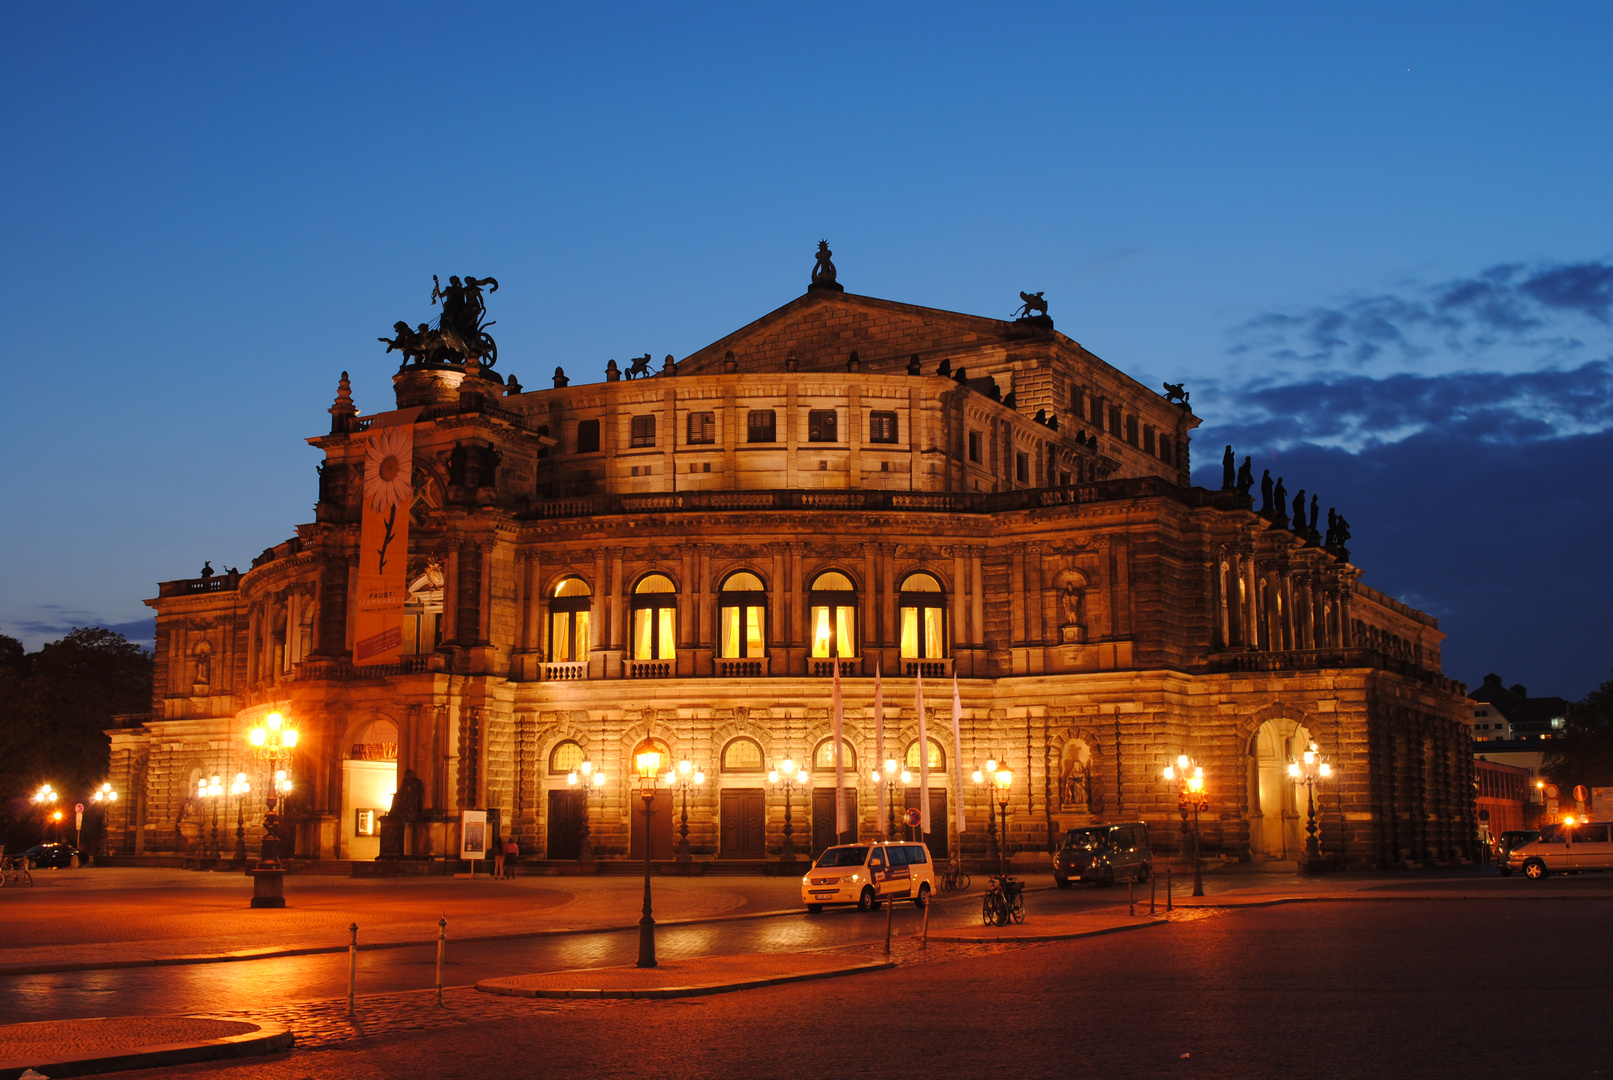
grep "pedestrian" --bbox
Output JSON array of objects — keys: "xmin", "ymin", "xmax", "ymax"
[
  {"xmin": 503, "ymin": 837, "xmax": 519, "ymax": 879},
  {"xmin": 492, "ymin": 835, "xmax": 506, "ymax": 880}
]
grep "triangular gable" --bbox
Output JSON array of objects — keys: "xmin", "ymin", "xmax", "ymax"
[{"xmin": 677, "ymin": 289, "xmax": 1072, "ymax": 375}]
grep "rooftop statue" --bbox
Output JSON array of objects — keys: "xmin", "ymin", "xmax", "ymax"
[
  {"xmin": 1163, "ymin": 382, "xmax": 1189, "ymax": 405},
  {"xmin": 1015, "ymin": 291, "xmax": 1048, "ymax": 319},
  {"xmin": 810, "ymin": 240, "xmax": 841, "ymax": 290},
  {"xmin": 1221, "ymin": 445, "xmax": 1235, "ymax": 490},
  {"xmin": 380, "ymin": 274, "xmax": 500, "ymax": 367},
  {"xmin": 1236, "ymin": 456, "xmax": 1254, "ymax": 497},
  {"xmin": 623, "ymin": 353, "xmax": 653, "ymax": 380}
]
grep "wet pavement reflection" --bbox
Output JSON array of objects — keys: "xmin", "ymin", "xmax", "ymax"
[{"xmin": 0, "ymin": 885, "xmax": 1125, "ymax": 1024}]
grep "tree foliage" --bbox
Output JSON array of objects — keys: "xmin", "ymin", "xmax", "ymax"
[
  {"xmin": 1544, "ymin": 676, "xmax": 1613, "ymax": 789},
  {"xmin": 0, "ymin": 628, "xmax": 152, "ymax": 846}
]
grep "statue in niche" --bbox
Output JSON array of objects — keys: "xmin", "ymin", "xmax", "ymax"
[
  {"xmin": 811, "ymin": 240, "xmax": 839, "ymax": 288},
  {"xmin": 1058, "ymin": 740, "xmax": 1103, "ymax": 814},
  {"xmin": 1058, "ymin": 580, "xmax": 1085, "ymax": 644},
  {"xmin": 193, "ymin": 650, "xmax": 210, "ymax": 687},
  {"xmin": 1236, "ymin": 456, "xmax": 1254, "ymax": 497},
  {"xmin": 1221, "ymin": 445, "xmax": 1235, "ymax": 489}
]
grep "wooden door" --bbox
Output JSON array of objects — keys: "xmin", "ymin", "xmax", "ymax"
[
  {"xmin": 547, "ymin": 790, "xmax": 584, "ymax": 860},
  {"xmin": 903, "ymin": 789, "xmax": 949, "ymax": 857},
  {"xmin": 811, "ymin": 788, "xmax": 859, "ymax": 856},
  {"xmin": 628, "ymin": 790, "xmax": 676, "ymax": 860},
  {"xmin": 719, "ymin": 789, "xmax": 765, "ymax": 858}
]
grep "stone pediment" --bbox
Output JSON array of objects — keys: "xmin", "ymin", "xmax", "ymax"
[{"xmin": 677, "ymin": 290, "xmax": 1073, "ymax": 376}]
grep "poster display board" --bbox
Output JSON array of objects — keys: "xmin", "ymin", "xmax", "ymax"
[{"xmin": 460, "ymin": 810, "xmax": 488, "ymax": 862}]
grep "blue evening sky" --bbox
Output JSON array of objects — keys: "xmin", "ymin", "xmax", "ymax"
[{"xmin": 3, "ymin": 4, "xmax": 1609, "ymax": 698}]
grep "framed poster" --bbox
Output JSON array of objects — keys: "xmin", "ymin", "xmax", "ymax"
[{"xmin": 460, "ymin": 810, "xmax": 488, "ymax": 861}]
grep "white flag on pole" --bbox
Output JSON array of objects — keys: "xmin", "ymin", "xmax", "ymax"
[
  {"xmin": 951, "ymin": 674, "xmax": 967, "ymax": 834},
  {"xmin": 874, "ymin": 665, "xmax": 886, "ymax": 839},
  {"xmin": 832, "ymin": 656, "xmax": 846, "ymax": 836},
  {"xmin": 916, "ymin": 674, "xmax": 931, "ymax": 834}
]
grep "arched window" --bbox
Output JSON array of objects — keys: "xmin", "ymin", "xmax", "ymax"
[
  {"xmin": 719, "ymin": 572, "xmax": 767, "ymax": 658},
  {"xmin": 721, "ymin": 737, "xmax": 765, "ymax": 773},
  {"xmin": 905, "ymin": 738, "xmax": 945, "ymax": 771},
  {"xmin": 899, "ymin": 572, "xmax": 946, "ymax": 659},
  {"xmin": 549, "ymin": 740, "xmax": 584, "ymax": 775},
  {"xmin": 631, "ymin": 574, "xmax": 677, "ymax": 660},
  {"xmin": 813, "ymin": 738, "xmax": 856, "ymax": 773},
  {"xmin": 809, "ymin": 571, "xmax": 857, "ymax": 658},
  {"xmin": 549, "ymin": 577, "xmax": 592, "ymax": 663}
]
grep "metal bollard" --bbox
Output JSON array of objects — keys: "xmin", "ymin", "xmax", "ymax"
[
  {"xmin": 347, "ymin": 923, "xmax": 358, "ymax": 1018},
  {"xmin": 1150, "ymin": 871, "xmax": 1157, "ymax": 915},
  {"xmin": 435, "ymin": 916, "xmax": 447, "ymax": 1006},
  {"xmin": 1129, "ymin": 876, "xmax": 1134, "ymax": 917},
  {"xmin": 884, "ymin": 891, "xmax": 894, "ymax": 956},
  {"xmin": 921, "ymin": 889, "xmax": 930, "ymax": 950},
  {"xmin": 1167, "ymin": 868, "xmax": 1173, "ymax": 912}
]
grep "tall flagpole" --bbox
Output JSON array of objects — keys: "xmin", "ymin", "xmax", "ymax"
[
  {"xmin": 951, "ymin": 674, "xmax": 967, "ymax": 838},
  {"xmin": 916, "ymin": 675, "xmax": 930, "ymax": 840},
  {"xmin": 832, "ymin": 656, "xmax": 846, "ymax": 842},
  {"xmin": 874, "ymin": 666, "xmax": 886, "ymax": 839}
]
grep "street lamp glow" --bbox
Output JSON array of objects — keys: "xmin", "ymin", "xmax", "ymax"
[
  {"xmin": 884, "ymin": 758, "xmax": 898, "ymax": 777},
  {"xmin": 900, "ymin": 769, "xmax": 912, "ymax": 785}
]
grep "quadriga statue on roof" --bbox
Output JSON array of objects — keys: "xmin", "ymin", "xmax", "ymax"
[{"xmin": 380, "ymin": 274, "xmax": 501, "ymax": 368}]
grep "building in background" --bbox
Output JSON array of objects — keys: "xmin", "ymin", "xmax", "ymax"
[{"xmin": 104, "ymin": 259, "xmax": 1477, "ymax": 870}]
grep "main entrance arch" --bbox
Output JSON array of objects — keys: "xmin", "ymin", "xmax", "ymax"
[{"xmin": 1247, "ymin": 716, "xmax": 1312, "ymax": 860}]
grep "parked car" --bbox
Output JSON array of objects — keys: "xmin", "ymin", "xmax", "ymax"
[
  {"xmin": 801, "ymin": 841, "xmax": 935, "ymax": 912},
  {"xmin": 24, "ymin": 843, "xmax": 81, "ymax": 869},
  {"xmin": 1053, "ymin": 822, "xmax": 1152, "ymax": 887},
  {"xmin": 1494, "ymin": 830, "xmax": 1539, "ymax": 875},
  {"xmin": 1507, "ymin": 821, "xmax": 1613, "ymax": 880}
]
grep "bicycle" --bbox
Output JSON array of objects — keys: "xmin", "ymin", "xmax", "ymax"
[
  {"xmin": 938, "ymin": 856, "xmax": 971, "ymax": 893},
  {"xmin": 0, "ymin": 855, "xmax": 33, "ymax": 888},
  {"xmin": 980, "ymin": 873, "xmax": 1024, "ymax": 926}
]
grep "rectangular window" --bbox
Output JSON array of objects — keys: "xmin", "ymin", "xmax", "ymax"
[
  {"xmin": 1143, "ymin": 425, "xmax": 1155, "ymax": 454},
  {"xmin": 968, "ymin": 431, "xmax": 982, "ymax": 463},
  {"xmin": 630, "ymin": 414, "xmax": 656, "ymax": 447},
  {"xmin": 747, "ymin": 409, "xmax": 776, "ymax": 443},
  {"xmin": 1109, "ymin": 406, "xmax": 1122, "ymax": 435},
  {"xmin": 1015, "ymin": 452, "xmax": 1029, "ymax": 483},
  {"xmin": 808, "ymin": 409, "xmax": 837, "ymax": 442},
  {"xmin": 1059, "ymin": 471, "xmax": 1071, "ymax": 486},
  {"xmin": 687, "ymin": 411, "xmax": 715, "ymax": 445},
  {"xmin": 1159, "ymin": 436, "xmax": 1173, "ymax": 465},
  {"xmin": 576, "ymin": 418, "xmax": 600, "ymax": 453},
  {"xmin": 869, "ymin": 411, "xmax": 898, "ymax": 444},
  {"xmin": 1125, "ymin": 416, "xmax": 1138, "ymax": 446}
]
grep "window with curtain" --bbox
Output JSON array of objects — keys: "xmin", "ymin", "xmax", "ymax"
[
  {"xmin": 809, "ymin": 571, "xmax": 857, "ymax": 658},
  {"xmin": 899, "ymin": 572, "xmax": 946, "ymax": 659},
  {"xmin": 719, "ymin": 571, "xmax": 767, "ymax": 658},
  {"xmin": 549, "ymin": 577, "xmax": 592, "ymax": 662},
  {"xmin": 631, "ymin": 574, "xmax": 677, "ymax": 660}
]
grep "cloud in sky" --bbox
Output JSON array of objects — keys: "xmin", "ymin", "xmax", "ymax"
[{"xmin": 3, "ymin": 608, "xmax": 154, "ymax": 651}]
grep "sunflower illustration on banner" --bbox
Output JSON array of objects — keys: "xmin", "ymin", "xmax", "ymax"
[{"xmin": 354, "ymin": 408, "xmax": 421, "ymax": 665}]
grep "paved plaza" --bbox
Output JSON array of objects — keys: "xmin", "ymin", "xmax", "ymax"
[{"xmin": 4, "ymin": 865, "xmax": 1611, "ymax": 1078}]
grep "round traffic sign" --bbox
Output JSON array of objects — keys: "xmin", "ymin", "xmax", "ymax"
[
  {"xmin": 1574, "ymin": 785, "xmax": 1589, "ymax": 802},
  {"xmin": 75, "ymin": 803, "xmax": 85, "ymax": 814},
  {"xmin": 1545, "ymin": 783, "xmax": 1560, "ymax": 799},
  {"xmin": 903, "ymin": 807, "xmax": 922, "ymax": 828}
]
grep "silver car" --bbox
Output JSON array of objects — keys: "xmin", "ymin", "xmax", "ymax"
[{"xmin": 1505, "ymin": 821, "xmax": 1613, "ymax": 880}]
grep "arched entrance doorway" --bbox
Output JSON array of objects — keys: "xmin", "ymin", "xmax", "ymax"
[
  {"xmin": 342, "ymin": 718, "xmax": 399, "ymax": 860},
  {"xmin": 1247, "ymin": 717, "xmax": 1311, "ymax": 860}
]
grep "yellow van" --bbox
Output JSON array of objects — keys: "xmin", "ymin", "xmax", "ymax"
[{"xmin": 801, "ymin": 841, "xmax": 935, "ymax": 912}]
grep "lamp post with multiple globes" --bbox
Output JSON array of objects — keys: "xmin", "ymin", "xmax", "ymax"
[
  {"xmin": 197, "ymin": 775, "xmax": 224, "ymax": 863},
  {"xmin": 991, "ymin": 766, "xmax": 1014, "ymax": 876},
  {"xmin": 33, "ymin": 784, "xmax": 59, "ymax": 843},
  {"xmin": 246, "ymin": 711, "xmax": 298, "ymax": 907},
  {"xmin": 1163, "ymin": 754, "xmax": 1208, "ymax": 897},
  {"xmin": 231, "ymin": 773, "xmax": 251, "ymax": 867},
  {"xmin": 972, "ymin": 754, "xmax": 1004, "ymax": 863},
  {"xmin": 632, "ymin": 739, "xmax": 663, "ymax": 969},
  {"xmin": 670, "ymin": 759, "xmax": 705, "ymax": 861},
  {"xmin": 869, "ymin": 758, "xmax": 909, "ymax": 840},
  {"xmin": 91, "ymin": 782, "xmax": 118, "ymax": 859},
  {"xmin": 1288, "ymin": 741, "xmax": 1334, "ymax": 873},
  {"xmin": 566, "ymin": 756, "xmax": 606, "ymax": 862},
  {"xmin": 769, "ymin": 757, "xmax": 810, "ymax": 863}
]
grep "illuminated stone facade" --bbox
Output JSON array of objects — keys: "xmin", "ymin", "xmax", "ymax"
[{"xmin": 105, "ymin": 285, "xmax": 1476, "ymax": 869}]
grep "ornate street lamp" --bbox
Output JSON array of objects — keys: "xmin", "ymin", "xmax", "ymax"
[
  {"xmin": 633, "ymin": 738, "xmax": 663, "ymax": 969},
  {"xmin": 973, "ymin": 754, "xmax": 1002, "ymax": 863},
  {"xmin": 198, "ymin": 775, "xmax": 223, "ymax": 862},
  {"xmin": 230, "ymin": 773, "xmax": 251, "ymax": 867},
  {"xmin": 91, "ymin": 782, "xmax": 118, "ymax": 858},
  {"xmin": 33, "ymin": 784, "xmax": 59, "ymax": 841},
  {"xmin": 1164, "ymin": 754, "xmax": 1208, "ymax": 897},
  {"xmin": 566, "ymin": 756, "xmax": 605, "ymax": 862},
  {"xmin": 768, "ymin": 757, "xmax": 810, "ymax": 863},
  {"xmin": 671, "ymin": 759, "xmax": 705, "ymax": 862},
  {"xmin": 246, "ymin": 711, "xmax": 298, "ymax": 908},
  {"xmin": 991, "ymin": 766, "xmax": 1014, "ymax": 876},
  {"xmin": 1287, "ymin": 741, "xmax": 1334, "ymax": 873}
]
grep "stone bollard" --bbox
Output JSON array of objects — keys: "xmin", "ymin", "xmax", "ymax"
[
  {"xmin": 347, "ymin": 923, "xmax": 358, "ymax": 1018},
  {"xmin": 436, "ymin": 916, "xmax": 447, "ymax": 1006}
]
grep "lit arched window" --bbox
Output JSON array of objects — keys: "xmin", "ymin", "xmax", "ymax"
[
  {"xmin": 813, "ymin": 738, "xmax": 856, "ymax": 772},
  {"xmin": 905, "ymin": 738, "xmax": 945, "ymax": 771},
  {"xmin": 549, "ymin": 740, "xmax": 584, "ymax": 775},
  {"xmin": 632, "ymin": 574, "xmax": 677, "ymax": 660},
  {"xmin": 549, "ymin": 577, "xmax": 592, "ymax": 663},
  {"xmin": 721, "ymin": 737, "xmax": 765, "ymax": 773},
  {"xmin": 719, "ymin": 572, "xmax": 767, "ymax": 658},
  {"xmin": 899, "ymin": 572, "xmax": 946, "ymax": 659},
  {"xmin": 809, "ymin": 571, "xmax": 857, "ymax": 658}
]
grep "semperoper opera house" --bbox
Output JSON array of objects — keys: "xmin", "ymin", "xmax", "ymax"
[{"xmin": 105, "ymin": 250, "xmax": 1477, "ymax": 872}]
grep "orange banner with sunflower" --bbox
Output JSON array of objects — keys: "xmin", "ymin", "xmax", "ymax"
[{"xmin": 354, "ymin": 407, "xmax": 422, "ymax": 666}]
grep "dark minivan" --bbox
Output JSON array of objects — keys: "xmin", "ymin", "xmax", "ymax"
[{"xmin": 1053, "ymin": 822, "xmax": 1152, "ymax": 887}]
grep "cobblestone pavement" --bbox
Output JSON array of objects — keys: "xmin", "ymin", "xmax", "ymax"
[{"xmin": 0, "ymin": 1016, "xmax": 258, "ymax": 1059}]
